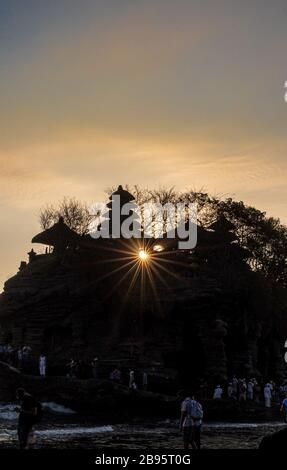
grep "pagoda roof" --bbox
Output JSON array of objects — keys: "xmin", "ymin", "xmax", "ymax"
[
  {"xmin": 109, "ymin": 185, "xmax": 135, "ymax": 203},
  {"xmin": 209, "ymin": 215, "xmax": 235, "ymax": 232},
  {"xmin": 32, "ymin": 217, "xmax": 80, "ymax": 248}
]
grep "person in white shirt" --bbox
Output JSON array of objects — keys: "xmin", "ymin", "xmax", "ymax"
[
  {"xmin": 213, "ymin": 385, "xmax": 223, "ymax": 399},
  {"xmin": 39, "ymin": 354, "xmax": 46, "ymax": 377},
  {"xmin": 129, "ymin": 369, "xmax": 135, "ymax": 388},
  {"xmin": 264, "ymin": 383, "xmax": 272, "ymax": 407}
]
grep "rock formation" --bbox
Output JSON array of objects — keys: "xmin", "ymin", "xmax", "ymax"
[{"xmin": 0, "ymin": 187, "xmax": 286, "ymax": 389}]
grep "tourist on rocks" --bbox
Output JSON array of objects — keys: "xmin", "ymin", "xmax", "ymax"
[
  {"xmin": 91, "ymin": 357, "xmax": 99, "ymax": 380},
  {"xmin": 142, "ymin": 370, "xmax": 148, "ymax": 391},
  {"xmin": 7, "ymin": 344, "xmax": 15, "ymax": 366},
  {"xmin": 110, "ymin": 368, "xmax": 121, "ymax": 383},
  {"xmin": 129, "ymin": 369, "xmax": 135, "ymax": 388},
  {"xmin": 67, "ymin": 358, "xmax": 77, "ymax": 378},
  {"xmin": 39, "ymin": 354, "xmax": 46, "ymax": 377},
  {"xmin": 280, "ymin": 395, "xmax": 287, "ymax": 423},
  {"xmin": 22, "ymin": 344, "xmax": 32, "ymax": 356},
  {"xmin": 17, "ymin": 347, "xmax": 23, "ymax": 369},
  {"xmin": 22, "ymin": 345, "xmax": 32, "ymax": 372},
  {"xmin": 227, "ymin": 383, "xmax": 234, "ymax": 399},
  {"xmin": 180, "ymin": 391, "xmax": 203, "ymax": 450},
  {"xmin": 264, "ymin": 383, "xmax": 272, "ymax": 408},
  {"xmin": 253, "ymin": 379, "xmax": 261, "ymax": 403},
  {"xmin": 15, "ymin": 388, "xmax": 39, "ymax": 449},
  {"xmin": 0, "ymin": 343, "xmax": 5, "ymax": 360},
  {"xmin": 213, "ymin": 385, "xmax": 223, "ymax": 399},
  {"xmin": 238, "ymin": 379, "xmax": 247, "ymax": 402},
  {"xmin": 1, "ymin": 344, "xmax": 5, "ymax": 362},
  {"xmin": 131, "ymin": 381, "xmax": 138, "ymax": 393},
  {"xmin": 232, "ymin": 375, "xmax": 238, "ymax": 400},
  {"xmin": 247, "ymin": 380, "xmax": 254, "ymax": 400},
  {"xmin": 279, "ymin": 382, "xmax": 287, "ymax": 401},
  {"xmin": 279, "ymin": 384, "xmax": 285, "ymax": 401},
  {"xmin": 270, "ymin": 380, "xmax": 277, "ymax": 401}
]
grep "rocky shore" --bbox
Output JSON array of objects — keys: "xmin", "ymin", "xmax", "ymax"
[{"xmin": 0, "ymin": 361, "xmax": 283, "ymax": 424}]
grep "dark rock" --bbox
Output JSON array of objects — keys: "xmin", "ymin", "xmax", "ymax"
[
  {"xmin": 259, "ymin": 427, "xmax": 287, "ymax": 450},
  {"xmin": 0, "ymin": 213, "xmax": 286, "ymax": 388}
]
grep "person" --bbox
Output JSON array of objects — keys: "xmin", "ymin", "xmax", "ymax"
[
  {"xmin": 131, "ymin": 381, "xmax": 138, "ymax": 392},
  {"xmin": 91, "ymin": 357, "xmax": 99, "ymax": 380},
  {"xmin": 279, "ymin": 384, "xmax": 285, "ymax": 401},
  {"xmin": 213, "ymin": 385, "xmax": 223, "ymax": 399},
  {"xmin": 22, "ymin": 345, "xmax": 32, "ymax": 356},
  {"xmin": 227, "ymin": 383, "xmax": 233, "ymax": 399},
  {"xmin": 110, "ymin": 368, "xmax": 121, "ymax": 382},
  {"xmin": 232, "ymin": 376, "xmax": 238, "ymax": 400},
  {"xmin": 253, "ymin": 379, "xmax": 260, "ymax": 403},
  {"xmin": 39, "ymin": 354, "xmax": 46, "ymax": 377},
  {"xmin": 17, "ymin": 347, "xmax": 23, "ymax": 369},
  {"xmin": 247, "ymin": 380, "xmax": 254, "ymax": 400},
  {"xmin": 180, "ymin": 392, "xmax": 203, "ymax": 450},
  {"xmin": 22, "ymin": 345, "xmax": 32, "ymax": 372},
  {"xmin": 7, "ymin": 344, "xmax": 15, "ymax": 365},
  {"xmin": 1, "ymin": 344, "xmax": 6, "ymax": 362},
  {"xmin": 142, "ymin": 370, "xmax": 148, "ymax": 390},
  {"xmin": 238, "ymin": 379, "xmax": 247, "ymax": 402},
  {"xmin": 199, "ymin": 380, "xmax": 208, "ymax": 400},
  {"xmin": 264, "ymin": 383, "xmax": 272, "ymax": 408},
  {"xmin": 129, "ymin": 369, "xmax": 135, "ymax": 388},
  {"xmin": 15, "ymin": 388, "xmax": 38, "ymax": 449},
  {"xmin": 67, "ymin": 358, "xmax": 77, "ymax": 378},
  {"xmin": 280, "ymin": 395, "xmax": 287, "ymax": 423}
]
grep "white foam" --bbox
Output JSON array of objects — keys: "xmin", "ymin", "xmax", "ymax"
[
  {"xmin": 0, "ymin": 402, "xmax": 77, "ymax": 420},
  {"xmin": 205, "ymin": 422, "xmax": 286, "ymax": 429},
  {"xmin": 36, "ymin": 426, "xmax": 113, "ymax": 437},
  {"xmin": 0, "ymin": 404, "xmax": 18, "ymax": 421},
  {"xmin": 42, "ymin": 402, "xmax": 77, "ymax": 415}
]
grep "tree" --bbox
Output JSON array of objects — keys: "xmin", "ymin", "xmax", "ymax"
[
  {"xmin": 39, "ymin": 197, "xmax": 94, "ymax": 236},
  {"xmin": 106, "ymin": 185, "xmax": 287, "ymax": 286}
]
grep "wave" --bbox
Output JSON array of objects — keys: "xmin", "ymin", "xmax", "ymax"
[
  {"xmin": 0, "ymin": 405, "xmax": 18, "ymax": 421},
  {"xmin": 0, "ymin": 402, "xmax": 77, "ymax": 420},
  {"xmin": 1, "ymin": 426, "xmax": 113, "ymax": 439},
  {"xmin": 42, "ymin": 402, "xmax": 76, "ymax": 415},
  {"xmin": 36, "ymin": 426, "xmax": 113, "ymax": 437},
  {"xmin": 205, "ymin": 422, "xmax": 286, "ymax": 429}
]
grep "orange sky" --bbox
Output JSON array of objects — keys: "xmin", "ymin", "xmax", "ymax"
[{"xmin": 0, "ymin": 0, "xmax": 286, "ymax": 289}]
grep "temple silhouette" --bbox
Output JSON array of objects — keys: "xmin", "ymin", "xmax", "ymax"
[{"xmin": 0, "ymin": 185, "xmax": 285, "ymax": 388}]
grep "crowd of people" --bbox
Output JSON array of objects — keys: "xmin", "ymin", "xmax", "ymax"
[
  {"xmin": 0, "ymin": 344, "xmax": 149, "ymax": 389},
  {"xmin": 0, "ymin": 343, "xmax": 33, "ymax": 370},
  {"xmin": 212, "ymin": 375, "xmax": 287, "ymax": 408},
  {"xmin": 66, "ymin": 358, "xmax": 149, "ymax": 391},
  {"xmin": 0, "ymin": 343, "xmax": 47, "ymax": 376}
]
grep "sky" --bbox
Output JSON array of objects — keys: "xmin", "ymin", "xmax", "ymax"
[{"xmin": 0, "ymin": 0, "xmax": 286, "ymax": 288}]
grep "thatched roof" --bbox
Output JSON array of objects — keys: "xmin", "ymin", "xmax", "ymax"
[
  {"xmin": 108, "ymin": 185, "xmax": 135, "ymax": 205},
  {"xmin": 32, "ymin": 217, "xmax": 80, "ymax": 249}
]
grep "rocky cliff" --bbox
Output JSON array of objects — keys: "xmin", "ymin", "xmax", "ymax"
[{"xmin": 0, "ymin": 227, "xmax": 286, "ymax": 388}]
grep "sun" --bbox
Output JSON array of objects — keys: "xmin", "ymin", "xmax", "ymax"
[{"xmin": 138, "ymin": 249, "xmax": 149, "ymax": 262}]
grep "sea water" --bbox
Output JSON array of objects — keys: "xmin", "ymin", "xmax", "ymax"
[{"xmin": 0, "ymin": 403, "xmax": 285, "ymax": 449}]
